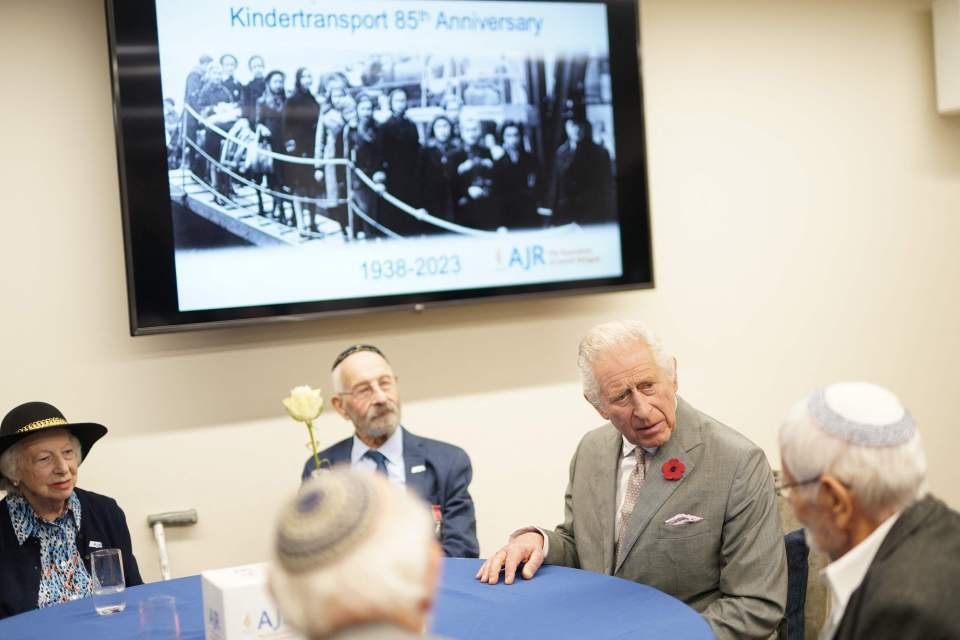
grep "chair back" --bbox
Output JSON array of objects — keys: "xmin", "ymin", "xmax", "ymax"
[
  {"xmin": 774, "ymin": 469, "xmax": 831, "ymax": 640},
  {"xmin": 782, "ymin": 529, "xmax": 809, "ymax": 640}
]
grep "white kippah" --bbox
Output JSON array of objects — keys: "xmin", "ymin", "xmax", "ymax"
[{"xmin": 807, "ymin": 382, "xmax": 915, "ymax": 447}]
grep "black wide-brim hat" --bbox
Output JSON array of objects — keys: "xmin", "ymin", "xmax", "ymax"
[{"xmin": 0, "ymin": 401, "xmax": 107, "ymax": 462}]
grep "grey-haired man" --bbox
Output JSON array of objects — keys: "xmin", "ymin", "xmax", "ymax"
[
  {"xmin": 301, "ymin": 344, "xmax": 479, "ymax": 559},
  {"xmin": 478, "ymin": 321, "xmax": 787, "ymax": 640},
  {"xmin": 271, "ymin": 470, "xmax": 446, "ymax": 639},
  {"xmin": 779, "ymin": 382, "xmax": 960, "ymax": 640}
]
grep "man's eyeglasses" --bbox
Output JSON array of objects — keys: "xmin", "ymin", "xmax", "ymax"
[
  {"xmin": 338, "ymin": 376, "xmax": 398, "ymax": 403},
  {"xmin": 331, "ymin": 344, "xmax": 387, "ymax": 372},
  {"xmin": 777, "ymin": 476, "xmax": 820, "ymax": 499}
]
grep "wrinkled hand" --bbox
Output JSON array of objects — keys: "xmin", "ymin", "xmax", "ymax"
[{"xmin": 475, "ymin": 531, "xmax": 544, "ymax": 585}]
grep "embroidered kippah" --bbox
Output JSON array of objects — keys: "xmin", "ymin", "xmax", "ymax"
[
  {"xmin": 275, "ymin": 471, "xmax": 380, "ymax": 573},
  {"xmin": 807, "ymin": 382, "xmax": 916, "ymax": 447}
]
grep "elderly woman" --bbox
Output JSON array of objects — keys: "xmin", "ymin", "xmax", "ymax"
[{"xmin": 0, "ymin": 402, "xmax": 142, "ymax": 619}]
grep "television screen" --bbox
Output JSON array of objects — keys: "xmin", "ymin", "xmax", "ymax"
[{"xmin": 107, "ymin": 0, "xmax": 652, "ymax": 334}]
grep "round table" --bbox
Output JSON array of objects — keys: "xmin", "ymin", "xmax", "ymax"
[{"xmin": 0, "ymin": 558, "xmax": 714, "ymax": 639}]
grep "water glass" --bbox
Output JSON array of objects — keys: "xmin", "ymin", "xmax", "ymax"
[
  {"xmin": 139, "ymin": 595, "xmax": 181, "ymax": 640},
  {"xmin": 91, "ymin": 548, "xmax": 126, "ymax": 615}
]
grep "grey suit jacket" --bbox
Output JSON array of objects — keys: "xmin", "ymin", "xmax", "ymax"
[
  {"xmin": 543, "ymin": 397, "xmax": 787, "ymax": 640},
  {"xmin": 832, "ymin": 494, "xmax": 960, "ymax": 640}
]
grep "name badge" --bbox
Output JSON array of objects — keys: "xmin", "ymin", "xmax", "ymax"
[
  {"xmin": 88, "ymin": 540, "xmax": 103, "ymax": 549},
  {"xmin": 410, "ymin": 465, "xmax": 426, "ymax": 474}
]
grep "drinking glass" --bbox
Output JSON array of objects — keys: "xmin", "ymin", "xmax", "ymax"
[
  {"xmin": 139, "ymin": 595, "xmax": 181, "ymax": 640},
  {"xmin": 91, "ymin": 548, "xmax": 126, "ymax": 615}
]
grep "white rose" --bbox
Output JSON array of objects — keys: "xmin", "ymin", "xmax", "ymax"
[{"xmin": 282, "ymin": 385, "xmax": 324, "ymax": 422}]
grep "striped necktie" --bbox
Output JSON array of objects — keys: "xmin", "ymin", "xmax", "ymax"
[{"xmin": 615, "ymin": 448, "xmax": 646, "ymax": 565}]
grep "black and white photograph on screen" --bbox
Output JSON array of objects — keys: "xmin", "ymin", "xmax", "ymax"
[
  {"xmin": 155, "ymin": 0, "xmax": 629, "ymax": 312},
  {"xmin": 167, "ymin": 50, "xmax": 617, "ymax": 242}
]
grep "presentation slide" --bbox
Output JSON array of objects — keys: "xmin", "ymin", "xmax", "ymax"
[{"xmin": 156, "ymin": 0, "xmax": 622, "ymax": 311}]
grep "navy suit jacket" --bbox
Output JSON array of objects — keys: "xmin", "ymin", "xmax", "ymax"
[{"xmin": 302, "ymin": 428, "xmax": 479, "ymax": 558}]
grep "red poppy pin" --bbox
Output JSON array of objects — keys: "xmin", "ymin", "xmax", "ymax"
[{"xmin": 662, "ymin": 458, "xmax": 685, "ymax": 481}]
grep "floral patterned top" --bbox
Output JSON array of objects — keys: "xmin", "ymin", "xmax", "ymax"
[{"xmin": 6, "ymin": 491, "xmax": 92, "ymax": 607}]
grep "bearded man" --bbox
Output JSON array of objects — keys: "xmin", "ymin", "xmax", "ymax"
[{"xmin": 301, "ymin": 344, "xmax": 479, "ymax": 558}]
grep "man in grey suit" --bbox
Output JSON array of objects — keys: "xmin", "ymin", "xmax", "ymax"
[
  {"xmin": 478, "ymin": 321, "xmax": 787, "ymax": 639},
  {"xmin": 779, "ymin": 382, "xmax": 960, "ymax": 640}
]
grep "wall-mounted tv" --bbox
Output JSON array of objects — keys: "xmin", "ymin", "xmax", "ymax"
[{"xmin": 106, "ymin": 0, "xmax": 652, "ymax": 335}]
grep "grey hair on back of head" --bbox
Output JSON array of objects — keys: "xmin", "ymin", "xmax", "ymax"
[{"xmin": 269, "ymin": 471, "xmax": 436, "ymax": 637}]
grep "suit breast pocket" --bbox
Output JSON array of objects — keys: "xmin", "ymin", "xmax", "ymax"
[
  {"xmin": 656, "ymin": 519, "xmax": 711, "ymax": 539},
  {"xmin": 654, "ymin": 520, "xmax": 721, "ymax": 599}
]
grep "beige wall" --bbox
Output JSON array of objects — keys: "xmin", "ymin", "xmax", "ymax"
[{"xmin": 2, "ymin": 0, "xmax": 959, "ymax": 582}]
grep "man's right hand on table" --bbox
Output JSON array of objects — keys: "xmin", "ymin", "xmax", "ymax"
[{"xmin": 475, "ymin": 531, "xmax": 545, "ymax": 585}]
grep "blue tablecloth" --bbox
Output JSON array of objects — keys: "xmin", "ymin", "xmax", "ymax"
[{"xmin": 0, "ymin": 558, "xmax": 714, "ymax": 639}]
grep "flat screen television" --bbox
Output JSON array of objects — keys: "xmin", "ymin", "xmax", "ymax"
[{"xmin": 106, "ymin": 0, "xmax": 652, "ymax": 335}]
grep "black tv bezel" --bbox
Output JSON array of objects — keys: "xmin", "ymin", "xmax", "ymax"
[{"xmin": 106, "ymin": 0, "xmax": 653, "ymax": 335}]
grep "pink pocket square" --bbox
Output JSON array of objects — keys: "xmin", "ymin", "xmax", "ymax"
[{"xmin": 664, "ymin": 513, "xmax": 704, "ymax": 526}]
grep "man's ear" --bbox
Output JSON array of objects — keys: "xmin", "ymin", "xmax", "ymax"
[
  {"xmin": 671, "ymin": 357, "xmax": 679, "ymax": 392},
  {"xmin": 820, "ymin": 474, "xmax": 855, "ymax": 529},
  {"xmin": 330, "ymin": 394, "xmax": 349, "ymax": 419},
  {"xmin": 585, "ymin": 393, "xmax": 609, "ymax": 420}
]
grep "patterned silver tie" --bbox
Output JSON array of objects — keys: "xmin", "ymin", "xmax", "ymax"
[{"xmin": 616, "ymin": 448, "xmax": 645, "ymax": 565}]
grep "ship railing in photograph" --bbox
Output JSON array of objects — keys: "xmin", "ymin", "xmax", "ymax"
[{"xmin": 180, "ymin": 105, "xmax": 498, "ymax": 241}]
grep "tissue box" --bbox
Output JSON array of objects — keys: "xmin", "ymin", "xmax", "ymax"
[{"xmin": 201, "ymin": 563, "xmax": 303, "ymax": 640}]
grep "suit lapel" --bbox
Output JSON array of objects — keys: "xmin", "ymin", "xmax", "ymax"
[
  {"xmin": 834, "ymin": 496, "xmax": 936, "ymax": 639},
  {"xmin": 329, "ymin": 438, "xmax": 353, "ymax": 466},
  {"xmin": 615, "ymin": 397, "xmax": 703, "ymax": 574},
  {"xmin": 589, "ymin": 427, "xmax": 622, "ymax": 574},
  {"xmin": 400, "ymin": 429, "xmax": 429, "ymax": 501},
  {"xmin": 870, "ymin": 495, "xmax": 933, "ymax": 563}
]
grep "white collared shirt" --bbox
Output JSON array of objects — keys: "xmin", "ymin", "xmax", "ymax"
[
  {"xmin": 350, "ymin": 427, "xmax": 406, "ymax": 486},
  {"xmin": 818, "ymin": 511, "xmax": 901, "ymax": 640},
  {"xmin": 615, "ymin": 437, "xmax": 659, "ymax": 534}
]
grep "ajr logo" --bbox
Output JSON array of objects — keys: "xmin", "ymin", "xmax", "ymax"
[
  {"xmin": 507, "ymin": 245, "xmax": 545, "ymax": 270},
  {"xmin": 258, "ymin": 607, "xmax": 283, "ymax": 631}
]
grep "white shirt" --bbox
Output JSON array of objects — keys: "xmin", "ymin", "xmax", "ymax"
[
  {"xmin": 818, "ymin": 511, "xmax": 901, "ymax": 640},
  {"xmin": 350, "ymin": 427, "xmax": 406, "ymax": 486}
]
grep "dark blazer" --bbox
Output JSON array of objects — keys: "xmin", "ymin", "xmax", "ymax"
[
  {"xmin": 833, "ymin": 494, "xmax": 960, "ymax": 640},
  {"xmin": 302, "ymin": 428, "xmax": 479, "ymax": 559},
  {"xmin": 0, "ymin": 487, "xmax": 143, "ymax": 619}
]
